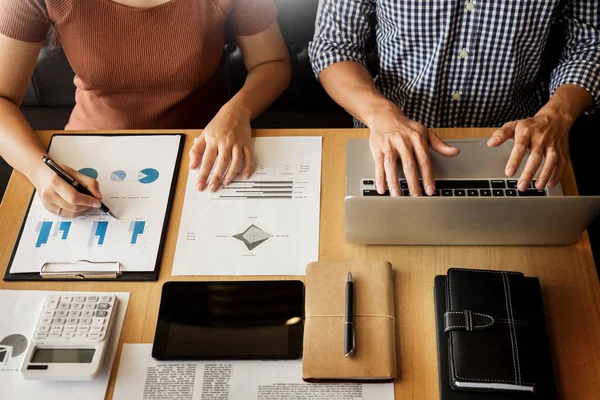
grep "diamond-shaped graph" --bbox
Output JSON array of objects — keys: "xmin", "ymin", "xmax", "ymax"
[{"xmin": 232, "ymin": 224, "xmax": 273, "ymax": 251}]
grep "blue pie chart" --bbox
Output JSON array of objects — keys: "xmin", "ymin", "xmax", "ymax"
[
  {"xmin": 110, "ymin": 170, "xmax": 127, "ymax": 182},
  {"xmin": 78, "ymin": 168, "xmax": 99, "ymax": 180},
  {"xmin": 139, "ymin": 168, "xmax": 159, "ymax": 184}
]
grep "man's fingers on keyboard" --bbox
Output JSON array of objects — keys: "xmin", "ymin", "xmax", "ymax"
[
  {"xmin": 384, "ymin": 151, "xmax": 400, "ymax": 196},
  {"xmin": 396, "ymin": 140, "xmax": 421, "ymax": 196},
  {"xmin": 374, "ymin": 153, "xmax": 386, "ymax": 194},
  {"xmin": 536, "ymin": 147, "xmax": 559, "ymax": 189},
  {"xmin": 413, "ymin": 137, "xmax": 435, "ymax": 195},
  {"xmin": 518, "ymin": 147, "xmax": 543, "ymax": 191},
  {"xmin": 505, "ymin": 125, "xmax": 531, "ymax": 177},
  {"xmin": 488, "ymin": 121, "xmax": 517, "ymax": 147},
  {"xmin": 549, "ymin": 152, "xmax": 566, "ymax": 188}
]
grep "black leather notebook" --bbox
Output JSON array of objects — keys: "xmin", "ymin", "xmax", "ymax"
[{"xmin": 434, "ymin": 269, "xmax": 558, "ymax": 399}]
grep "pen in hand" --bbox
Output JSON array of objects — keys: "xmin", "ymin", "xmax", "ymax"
[
  {"xmin": 345, "ymin": 271, "xmax": 355, "ymax": 357},
  {"xmin": 42, "ymin": 156, "xmax": 117, "ymax": 219}
]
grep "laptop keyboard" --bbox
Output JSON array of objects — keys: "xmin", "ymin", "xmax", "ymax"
[{"xmin": 361, "ymin": 179, "xmax": 547, "ymax": 197}]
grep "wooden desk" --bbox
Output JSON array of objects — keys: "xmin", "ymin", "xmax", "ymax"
[{"xmin": 1, "ymin": 129, "xmax": 599, "ymax": 400}]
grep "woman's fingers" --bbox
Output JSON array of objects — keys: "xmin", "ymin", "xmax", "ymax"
[{"xmin": 189, "ymin": 135, "xmax": 207, "ymax": 170}]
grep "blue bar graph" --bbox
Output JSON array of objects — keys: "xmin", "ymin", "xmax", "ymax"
[
  {"xmin": 129, "ymin": 221, "xmax": 146, "ymax": 244},
  {"xmin": 35, "ymin": 221, "xmax": 53, "ymax": 248},
  {"xmin": 58, "ymin": 221, "xmax": 71, "ymax": 240},
  {"xmin": 88, "ymin": 221, "xmax": 109, "ymax": 247}
]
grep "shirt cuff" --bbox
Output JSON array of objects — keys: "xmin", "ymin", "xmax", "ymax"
[
  {"xmin": 308, "ymin": 41, "xmax": 367, "ymax": 81},
  {"xmin": 550, "ymin": 60, "xmax": 600, "ymax": 114}
]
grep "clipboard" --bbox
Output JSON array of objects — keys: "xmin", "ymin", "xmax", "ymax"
[{"xmin": 3, "ymin": 133, "xmax": 185, "ymax": 282}]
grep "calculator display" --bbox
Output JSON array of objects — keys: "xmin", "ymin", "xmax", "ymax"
[{"xmin": 31, "ymin": 348, "xmax": 95, "ymax": 363}]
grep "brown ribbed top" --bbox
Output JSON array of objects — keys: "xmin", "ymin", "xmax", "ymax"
[{"xmin": 0, "ymin": 0, "xmax": 277, "ymax": 129}]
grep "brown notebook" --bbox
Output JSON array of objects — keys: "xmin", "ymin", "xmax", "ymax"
[{"xmin": 302, "ymin": 261, "xmax": 397, "ymax": 383}]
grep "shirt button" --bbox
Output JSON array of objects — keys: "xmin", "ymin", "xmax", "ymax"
[
  {"xmin": 466, "ymin": 2, "xmax": 475, "ymax": 11},
  {"xmin": 452, "ymin": 91, "xmax": 462, "ymax": 101},
  {"xmin": 459, "ymin": 48, "xmax": 469, "ymax": 59}
]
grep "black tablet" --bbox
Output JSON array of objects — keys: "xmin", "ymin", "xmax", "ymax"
[{"xmin": 152, "ymin": 280, "xmax": 304, "ymax": 360}]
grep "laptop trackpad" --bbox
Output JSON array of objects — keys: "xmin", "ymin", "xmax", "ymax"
[{"xmin": 424, "ymin": 139, "xmax": 525, "ymax": 179}]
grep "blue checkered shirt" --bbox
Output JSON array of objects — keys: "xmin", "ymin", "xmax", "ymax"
[{"xmin": 309, "ymin": 0, "xmax": 600, "ymax": 128}]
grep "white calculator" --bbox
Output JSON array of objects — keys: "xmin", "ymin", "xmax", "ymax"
[{"xmin": 21, "ymin": 293, "xmax": 118, "ymax": 381}]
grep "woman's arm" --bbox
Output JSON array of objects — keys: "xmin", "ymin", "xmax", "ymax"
[
  {"xmin": 190, "ymin": 22, "xmax": 291, "ymax": 191},
  {"xmin": 0, "ymin": 33, "xmax": 102, "ymax": 217}
]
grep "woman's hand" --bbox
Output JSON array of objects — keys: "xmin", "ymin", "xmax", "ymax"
[
  {"xmin": 31, "ymin": 164, "xmax": 102, "ymax": 218},
  {"xmin": 189, "ymin": 104, "xmax": 254, "ymax": 191}
]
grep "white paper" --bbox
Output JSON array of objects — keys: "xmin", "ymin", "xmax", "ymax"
[
  {"xmin": 173, "ymin": 137, "xmax": 322, "ymax": 276},
  {"xmin": 0, "ymin": 290, "xmax": 130, "ymax": 400},
  {"xmin": 113, "ymin": 344, "xmax": 394, "ymax": 400},
  {"xmin": 9, "ymin": 135, "xmax": 181, "ymax": 273}
]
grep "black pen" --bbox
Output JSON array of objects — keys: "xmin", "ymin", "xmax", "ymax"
[
  {"xmin": 345, "ymin": 271, "xmax": 355, "ymax": 357},
  {"xmin": 42, "ymin": 156, "xmax": 117, "ymax": 219}
]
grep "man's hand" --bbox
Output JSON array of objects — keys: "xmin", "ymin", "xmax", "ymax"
[
  {"xmin": 189, "ymin": 104, "xmax": 254, "ymax": 192},
  {"xmin": 368, "ymin": 104, "xmax": 460, "ymax": 197},
  {"xmin": 487, "ymin": 84, "xmax": 593, "ymax": 191},
  {"xmin": 487, "ymin": 109, "xmax": 572, "ymax": 191}
]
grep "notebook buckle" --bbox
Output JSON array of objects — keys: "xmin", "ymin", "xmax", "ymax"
[{"xmin": 444, "ymin": 310, "xmax": 495, "ymax": 334}]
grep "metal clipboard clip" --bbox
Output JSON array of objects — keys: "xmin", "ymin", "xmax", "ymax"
[{"xmin": 40, "ymin": 260, "xmax": 122, "ymax": 279}]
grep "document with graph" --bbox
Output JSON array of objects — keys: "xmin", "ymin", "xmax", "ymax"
[
  {"xmin": 173, "ymin": 136, "xmax": 322, "ymax": 276},
  {"xmin": 6, "ymin": 134, "xmax": 183, "ymax": 277}
]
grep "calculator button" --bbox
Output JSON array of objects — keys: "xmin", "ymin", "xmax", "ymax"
[
  {"xmin": 77, "ymin": 326, "xmax": 90, "ymax": 332},
  {"xmin": 59, "ymin": 303, "xmax": 71, "ymax": 310},
  {"xmin": 61, "ymin": 296, "xmax": 73, "ymax": 302},
  {"xmin": 88, "ymin": 296, "xmax": 99, "ymax": 302},
  {"xmin": 67, "ymin": 318, "xmax": 80, "ymax": 325},
  {"xmin": 42, "ymin": 318, "xmax": 53, "ymax": 325},
  {"xmin": 98, "ymin": 303, "xmax": 110, "ymax": 310},
  {"xmin": 100, "ymin": 296, "xmax": 113, "ymax": 303},
  {"xmin": 47, "ymin": 297, "xmax": 60, "ymax": 310},
  {"xmin": 57, "ymin": 310, "xmax": 69, "ymax": 317},
  {"xmin": 44, "ymin": 311, "xmax": 56, "ymax": 317},
  {"xmin": 85, "ymin": 303, "xmax": 97, "ymax": 310},
  {"xmin": 54, "ymin": 318, "xmax": 66, "ymax": 324},
  {"xmin": 93, "ymin": 318, "xmax": 106, "ymax": 325},
  {"xmin": 35, "ymin": 333, "xmax": 48, "ymax": 339},
  {"xmin": 89, "ymin": 333, "xmax": 101, "ymax": 340},
  {"xmin": 74, "ymin": 296, "xmax": 86, "ymax": 302},
  {"xmin": 81, "ymin": 318, "xmax": 92, "ymax": 325},
  {"xmin": 63, "ymin": 332, "xmax": 75, "ymax": 339},
  {"xmin": 38, "ymin": 325, "xmax": 51, "ymax": 332},
  {"xmin": 51, "ymin": 326, "xmax": 63, "ymax": 332},
  {"xmin": 91, "ymin": 325, "xmax": 104, "ymax": 333},
  {"xmin": 49, "ymin": 332, "xmax": 62, "ymax": 339},
  {"xmin": 72, "ymin": 303, "xmax": 84, "ymax": 310},
  {"xmin": 76, "ymin": 332, "xmax": 88, "ymax": 338},
  {"xmin": 64, "ymin": 326, "xmax": 77, "ymax": 333},
  {"xmin": 83, "ymin": 311, "xmax": 95, "ymax": 317},
  {"xmin": 95, "ymin": 311, "xmax": 108, "ymax": 317},
  {"xmin": 69, "ymin": 311, "xmax": 81, "ymax": 317}
]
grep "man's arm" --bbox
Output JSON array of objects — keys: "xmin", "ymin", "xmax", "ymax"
[
  {"xmin": 309, "ymin": 0, "xmax": 458, "ymax": 197},
  {"xmin": 489, "ymin": 0, "xmax": 599, "ymax": 190}
]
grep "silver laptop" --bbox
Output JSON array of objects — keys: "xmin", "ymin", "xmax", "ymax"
[{"xmin": 346, "ymin": 138, "xmax": 600, "ymax": 245}]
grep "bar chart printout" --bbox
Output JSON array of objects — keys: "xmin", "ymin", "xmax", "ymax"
[
  {"xmin": 129, "ymin": 221, "xmax": 146, "ymax": 245},
  {"xmin": 35, "ymin": 222, "xmax": 53, "ymax": 248},
  {"xmin": 53, "ymin": 221, "xmax": 71, "ymax": 240},
  {"xmin": 88, "ymin": 221, "xmax": 109, "ymax": 247}
]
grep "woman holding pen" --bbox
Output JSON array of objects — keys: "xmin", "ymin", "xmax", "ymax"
[{"xmin": 0, "ymin": 0, "xmax": 290, "ymax": 218}]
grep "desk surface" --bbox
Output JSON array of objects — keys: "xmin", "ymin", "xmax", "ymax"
[{"xmin": 1, "ymin": 128, "xmax": 599, "ymax": 400}]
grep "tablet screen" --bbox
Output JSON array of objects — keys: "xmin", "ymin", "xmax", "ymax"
[{"xmin": 152, "ymin": 281, "xmax": 304, "ymax": 360}]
